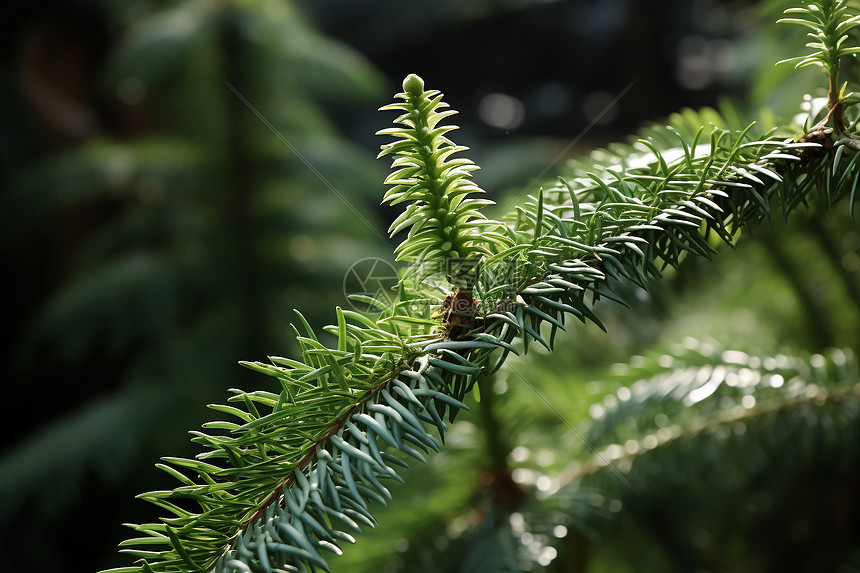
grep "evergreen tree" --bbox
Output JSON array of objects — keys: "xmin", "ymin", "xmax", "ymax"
[{"xmin": 95, "ymin": 2, "xmax": 860, "ymax": 572}]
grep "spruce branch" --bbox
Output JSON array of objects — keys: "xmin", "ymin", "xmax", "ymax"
[
  {"xmin": 778, "ymin": 0, "xmax": 860, "ymax": 131},
  {"xmin": 104, "ymin": 97, "xmax": 857, "ymax": 573},
  {"xmin": 539, "ymin": 345, "xmax": 860, "ymax": 570},
  {"xmin": 105, "ymin": 7, "xmax": 860, "ymax": 572}
]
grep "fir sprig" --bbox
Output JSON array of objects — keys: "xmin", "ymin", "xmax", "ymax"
[
  {"xmin": 377, "ymin": 74, "xmax": 510, "ymax": 287},
  {"xmin": 104, "ymin": 98, "xmax": 856, "ymax": 573},
  {"xmin": 778, "ymin": 0, "xmax": 860, "ymax": 129},
  {"xmin": 104, "ymin": 6, "xmax": 860, "ymax": 572}
]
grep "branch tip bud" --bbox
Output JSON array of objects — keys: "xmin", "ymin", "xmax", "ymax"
[{"xmin": 403, "ymin": 74, "xmax": 425, "ymax": 97}]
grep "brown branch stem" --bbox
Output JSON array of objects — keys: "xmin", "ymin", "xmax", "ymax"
[{"xmin": 243, "ymin": 368, "xmax": 402, "ymax": 529}]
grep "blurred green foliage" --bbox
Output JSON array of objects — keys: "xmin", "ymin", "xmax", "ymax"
[
  {"xmin": 2, "ymin": 0, "xmax": 388, "ymax": 570},
  {"xmin": 1, "ymin": 0, "xmax": 859, "ymax": 572}
]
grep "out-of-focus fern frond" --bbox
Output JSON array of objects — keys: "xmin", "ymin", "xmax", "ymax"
[
  {"xmin": 0, "ymin": 387, "xmax": 171, "ymax": 535},
  {"xmin": 244, "ymin": 0, "xmax": 384, "ymax": 101},
  {"xmin": 103, "ymin": 0, "xmax": 219, "ymax": 87},
  {"xmin": 9, "ymin": 138, "xmax": 203, "ymax": 212},
  {"xmin": 20, "ymin": 254, "xmax": 187, "ymax": 364},
  {"xmin": 555, "ymin": 343, "xmax": 860, "ymax": 571},
  {"xmin": 584, "ymin": 342, "xmax": 859, "ymax": 454}
]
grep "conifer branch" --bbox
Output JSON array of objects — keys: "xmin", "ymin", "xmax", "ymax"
[{"xmin": 103, "ymin": 4, "xmax": 860, "ymax": 572}]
